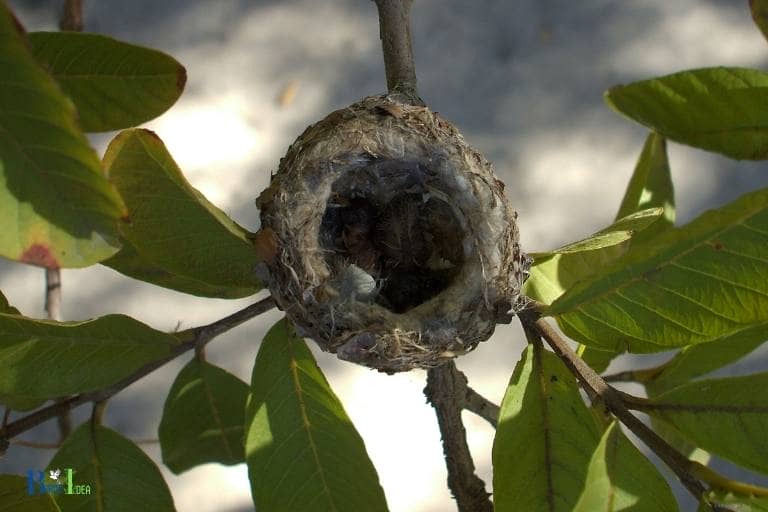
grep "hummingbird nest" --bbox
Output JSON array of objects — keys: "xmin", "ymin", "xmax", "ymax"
[{"xmin": 256, "ymin": 94, "xmax": 529, "ymax": 373}]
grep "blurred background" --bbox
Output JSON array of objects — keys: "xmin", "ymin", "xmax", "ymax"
[{"xmin": 2, "ymin": 1, "xmax": 768, "ymax": 510}]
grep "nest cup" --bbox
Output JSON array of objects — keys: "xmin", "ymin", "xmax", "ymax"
[{"xmin": 257, "ymin": 95, "xmax": 529, "ymax": 373}]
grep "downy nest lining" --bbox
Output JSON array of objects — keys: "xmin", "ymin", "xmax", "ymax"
[{"xmin": 257, "ymin": 94, "xmax": 529, "ymax": 373}]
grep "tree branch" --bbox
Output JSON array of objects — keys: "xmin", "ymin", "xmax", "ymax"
[
  {"xmin": 373, "ymin": 0, "xmax": 422, "ymax": 104},
  {"xmin": 425, "ymin": 362, "xmax": 493, "ymax": 512},
  {"xmin": 518, "ymin": 310, "xmax": 710, "ymax": 503},
  {"xmin": 45, "ymin": 268, "xmax": 73, "ymax": 443},
  {"xmin": 0, "ymin": 296, "xmax": 275, "ymax": 443},
  {"xmin": 464, "ymin": 385, "xmax": 500, "ymax": 427},
  {"xmin": 59, "ymin": 0, "xmax": 83, "ymax": 31}
]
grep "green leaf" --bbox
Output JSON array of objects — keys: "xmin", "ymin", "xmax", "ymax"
[
  {"xmin": 751, "ymin": 0, "xmax": 768, "ymax": 45},
  {"xmin": 103, "ymin": 237, "xmax": 251, "ymax": 298},
  {"xmin": 573, "ymin": 133, "xmax": 675, "ymax": 369},
  {"xmin": 245, "ymin": 319, "xmax": 387, "ymax": 512},
  {"xmin": 159, "ymin": 358, "xmax": 248, "ymax": 474},
  {"xmin": 706, "ymin": 490, "xmax": 768, "ymax": 511},
  {"xmin": 492, "ymin": 343, "xmax": 602, "ymax": 512},
  {"xmin": 0, "ymin": 475, "xmax": 62, "ymax": 511},
  {"xmin": 650, "ymin": 416, "xmax": 711, "ymax": 465},
  {"xmin": 524, "ymin": 246, "xmax": 626, "ymax": 306},
  {"xmin": 616, "ymin": 132, "xmax": 675, "ymax": 245},
  {"xmin": 644, "ymin": 372, "xmax": 768, "ymax": 475},
  {"xmin": 0, "ymin": 289, "xmax": 19, "ymax": 315},
  {"xmin": 549, "ymin": 188, "xmax": 768, "ymax": 353},
  {"xmin": 648, "ymin": 326, "xmax": 767, "ymax": 393},
  {"xmin": 28, "ymin": 32, "xmax": 186, "ymax": 133},
  {"xmin": 48, "ymin": 422, "xmax": 175, "ymax": 511},
  {"xmin": 104, "ymin": 129, "xmax": 261, "ymax": 298},
  {"xmin": 0, "ymin": 313, "xmax": 177, "ymax": 403},
  {"xmin": 573, "ymin": 422, "xmax": 678, "ymax": 512},
  {"xmin": 532, "ymin": 208, "xmax": 663, "ymax": 257},
  {"xmin": 0, "ymin": 5, "xmax": 124, "ymax": 268},
  {"xmin": 605, "ymin": 67, "xmax": 768, "ymax": 160},
  {"xmin": 523, "ymin": 210, "xmax": 662, "ymax": 308}
]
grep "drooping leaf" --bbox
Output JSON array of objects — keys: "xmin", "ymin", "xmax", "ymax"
[
  {"xmin": 616, "ymin": 132, "xmax": 675, "ymax": 244},
  {"xmin": 28, "ymin": 32, "xmax": 186, "ymax": 132},
  {"xmin": 103, "ymin": 129, "xmax": 261, "ymax": 298},
  {"xmin": 492, "ymin": 343, "xmax": 602, "ymax": 512},
  {"xmin": 548, "ymin": 188, "xmax": 768, "ymax": 353},
  {"xmin": 0, "ymin": 5, "xmax": 124, "ymax": 268},
  {"xmin": 605, "ymin": 67, "xmax": 768, "ymax": 160},
  {"xmin": 573, "ymin": 422, "xmax": 678, "ymax": 512},
  {"xmin": 644, "ymin": 372, "xmax": 768, "ymax": 475},
  {"xmin": 103, "ymin": 237, "xmax": 251, "ymax": 298},
  {"xmin": 0, "ymin": 313, "xmax": 177, "ymax": 403},
  {"xmin": 159, "ymin": 358, "xmax": 248, "ymax": 474},
  {"xmin": 531, "ymin": 208, "xmax": 663, "ymax": 257},
  {"xmin": 0, "ymin": 475, "xmax": 62, "ymax": 511},
  {"xmin": 245, "ymin": 319, "xmax": 387, "ymax": 512},
  {"xmin": 706, "ymin": 490, "xmax": 768, "ymax": 511},
  {"xmin": 48, "ymin": 423, "xmax": 176, "ymax": 511},
  {"xmin": 751, "ymin": 0, "xmax": 768, "ymax": 45}
]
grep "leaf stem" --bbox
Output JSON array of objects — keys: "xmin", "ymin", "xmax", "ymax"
[
  {"xmin": 424, "ymin": 362, "xmax": 493, "ymax": 512},
  {"xmin": 0, "ymin": 296, "xmax": 275, "ymax": 443},
  {"xmin": 603, "ymin": 364, "xmax": 668, "ymax": 383},
  {"xmin": 691, "ymin": 462, "xmax": 768, "ymax": 497},
  {"xmin": 519, "ymin": 310, "xmax": 710, "ymax": 503}
]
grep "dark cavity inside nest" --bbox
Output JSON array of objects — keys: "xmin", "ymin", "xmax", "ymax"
[{"xmin": 319, "ymin": 159, "xmax": 467, "ymax": 313}]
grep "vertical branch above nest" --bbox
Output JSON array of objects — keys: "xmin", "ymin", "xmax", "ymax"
[{"xmin": 374, "ymin": 0, "xmax": 423, "ymax": 105}]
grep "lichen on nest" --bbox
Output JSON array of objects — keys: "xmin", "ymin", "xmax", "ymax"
[{"xmin": 256, "ymin": 94, "xmax": 529, "ymax": 373}]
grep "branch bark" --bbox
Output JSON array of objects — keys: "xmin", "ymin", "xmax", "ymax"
[
  {"xmin": 425, "ymin": 362, "xmax": 493, "ymax": 512},
  {"xmin": 464, "ymin": 385, "xmax": 500, "ymax": 427},
  {"xmin": 45, "ymin": 268, "xmax": 73, "ymax": 443},
  {"xmin": 59, "ymin": 0, "xmax": 83, "ymax": 31},
  {"xmin": 0, "ymin": 296, "xmax": 275, "ymax": 443},
  {"xmin": 373, "ymin": 0, "xmax": 422, "ymax": 104}
]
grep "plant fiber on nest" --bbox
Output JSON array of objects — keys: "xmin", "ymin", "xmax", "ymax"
[{"xmin": 256, "ymin": 94, "xmax": 529, "ymax": 373}]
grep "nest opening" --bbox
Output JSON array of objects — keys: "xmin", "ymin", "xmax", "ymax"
[{"xmin": 319, "ymin": 159, "xmax": 467, "ymax": 313}]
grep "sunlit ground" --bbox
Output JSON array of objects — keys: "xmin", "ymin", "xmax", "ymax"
[{"xmin": 2, "ymin": 1, "xmax": 768, "ymax": 511}]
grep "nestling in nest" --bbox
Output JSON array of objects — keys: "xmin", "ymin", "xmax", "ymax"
[{"xmin": 255, "ymin": 94, "xmax": 529, "ymax": 373}]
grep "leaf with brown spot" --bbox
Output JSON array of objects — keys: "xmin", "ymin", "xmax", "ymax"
[{"xmin": 0, "ymin": 4, "xmax": 124, "ymax": 268}]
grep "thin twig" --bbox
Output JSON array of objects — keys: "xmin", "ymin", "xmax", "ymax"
[
  {"xmin": 603, "ymin": 365, "xmax": 667, "ymax": 383},
  {"xmin": 45, "ymin": 268, "xmax": 73, "ymax": 443},
  {"xmin": 425, "ymin": 362, "xmax": 493, "ymax": 512},
  {"xmin": 59, "ymin": 0, "xmax": 83, "ymax": 31},
  {"xmin": 12, "ymin": 436, "xmax": 161, "ymax": 450},
  {"xmin": 519, "ymin": 310, "xmax": 709, "ymax": 503},
  {"xmin": 0, "ymin": 297, "xmax": 275, "ymax": 442},
  {"xmin": 44, "ymin": 269, "xmax": 62, "ymax": 322},
  {"xmin": 464, "ymin": 386, "xmax": 500, "ymax": 427},
  {"xmin": 373, "ymin": 0, "xmax": 423, "ymax": 104}
]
